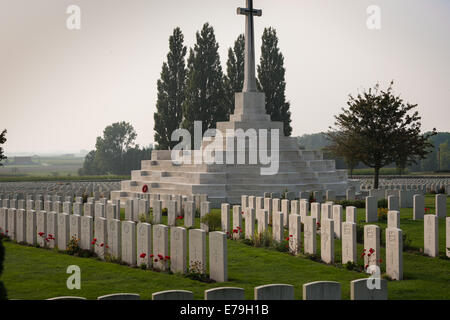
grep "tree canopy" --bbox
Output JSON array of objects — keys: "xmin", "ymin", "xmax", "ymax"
[
  {"xmin": 80, "ymin": 122, "xmax": 151, "ymax": 176},
  {"xmin": 0, "ymin": 130, "xmax": 7, "ymax": 167},
  {"xmin": 182, "ymin": 23, "xmax": 227, "ymax": 140},
  {"xmin": 224, "ymin": 34, "xmax": 245, "ymax": 115},
  {"xmin": 257, "ymin": 27, "xmax": 292, "ymax": 136},
  {"xmin": 326, "ymin": 81, "xmax": 436, "ymax": 187},
  {"xmin": 154, "ymin": 27, "xmax": 187, "ymax": 150}
]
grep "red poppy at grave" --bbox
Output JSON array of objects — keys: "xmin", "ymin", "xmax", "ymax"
[
  {"xmin": 142, "ymin": 185, "xmax": 149, "ymax": 193},
  {"xmin": 140, "ymin": 253, "xmax": 146, "ymax": 259}
]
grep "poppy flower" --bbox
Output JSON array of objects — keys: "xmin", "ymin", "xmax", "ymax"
[
  {"xmin": 150, "ymin": 254, "xmax": 154, "ymax": 258},
  {"xmin": 165, "ymin": 256, "xmax": 170, "ymax": 260},
  {"xmin": 154, "ymin": 259, "xmax": 158, "ymax": 263},
  {"xmin": 140, "ymin": 253, "xmax": 147, "ymax": 259},
  {"xmin": 100, "ymin": 243, "xmax": 104, "ymax": 247}
]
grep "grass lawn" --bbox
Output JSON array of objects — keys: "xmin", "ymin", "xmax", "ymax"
[{"xmin": 1, "ymin": 196, "xmax": 449, "ymax": 300}]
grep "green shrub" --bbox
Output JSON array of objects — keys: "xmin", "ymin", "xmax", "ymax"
[
  {"xmin": 378, "ymin": 198, "xmax": 388, "ymax": 209},
  {"xmin": 200, "ymin": 212, "xmax": 221, "ymax": 232},
  {"xmin": 335, "ymin": 200, "xmax": 365, "ymax": 208},
  {"xmin": 273, "ymin": 240, "xmax": 289, "ymax": 253},
  {"xmin": 252, "ymin": 230, "xmax": 273, "ymax": 248}
]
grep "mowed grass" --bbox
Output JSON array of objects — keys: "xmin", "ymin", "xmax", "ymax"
[{"xmin": 2, "ymin": 196, "xmax": 449, "ymax": 300}]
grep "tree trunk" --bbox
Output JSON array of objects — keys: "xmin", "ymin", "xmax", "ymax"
[{"xmin": 374, "ymin": 167, "xmax": 380, "ymax": 189}]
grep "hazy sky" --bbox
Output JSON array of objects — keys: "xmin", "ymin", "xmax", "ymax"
[{"xmin": 1, "ymin": 0, "xmax": 449, "ymax": 155}]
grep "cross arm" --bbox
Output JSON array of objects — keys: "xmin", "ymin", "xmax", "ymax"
[{"xmin": 237, "ymin": 7, "xmax": 262, "ymax": 16}]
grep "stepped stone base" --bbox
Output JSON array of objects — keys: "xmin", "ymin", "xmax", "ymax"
[{"xmin": 112, "ymin": 92, "xmax": 352, "ymax": 208}]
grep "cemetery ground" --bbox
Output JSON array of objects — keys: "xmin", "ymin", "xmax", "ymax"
[{"xmin": 2, "ymin": 195, "xmax": 449, "ymax": 300}]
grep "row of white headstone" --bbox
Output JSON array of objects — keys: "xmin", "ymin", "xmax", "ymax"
[
  {"xmin": 0, "ymin": 207, "xmax": 228, "ymax": 282},
  {"xmin": 45, "ymin": 279, "xmax": 388, "ymax": 300}
]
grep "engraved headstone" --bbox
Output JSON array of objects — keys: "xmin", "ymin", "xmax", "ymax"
[
  {"xmin": 304, "ymin": 216, "xmax": 317, "ymax": 255},
  {"xmin": 137, "ymin": 222, "xmax": 152, "ymax": 267},
  {"xmin": 342, "ymin": 222, "xmax": 357, "ymax": 264},
  {"xmin": 189, "ymin": 229, "xmax": 207, "ymax": 274},
  {"xmin": 209, "ymin": 231, "xmax": 227, "ymax": 282},
  {"xmin": 121, "ymin": 221, "xmax": 136, "ymax": 265},
  {"xmin": 153, "ymin": 224, "xmax": 169, "ymax": 271},
  {"xmin": 170, "ymin": 227, "xmax": 187, "ymax": 274},
  {"xmin": 80, "ymin": 216, "xmax": 93, "ymax": 251},
  {"xmin": 386, "ymin": 227, "xmax": 403, "ymax": 280},
  {"xmin": 424, "ymin": 215, "xmax": 438, "ymax": 257},
  {"xmin": 320, "ymin": 219, "xmax": 334, "ymax": 264}
]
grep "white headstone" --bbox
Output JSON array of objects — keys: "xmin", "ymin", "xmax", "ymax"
[
  {"xmin": 245, "ymin": 207, "xmax": 255, "ymax": 239},
  {"xmin": 16, "ymin": 209, "xmax": 26, "ymax": 243},
  {"xmin": 209, "ymin": 231, "xmax": 227, "ymax": 282},
  {"xmin": 424, "ymin": 215, "xmax": 439, "ymax": 257},
  {"xmin": 170, "ymin": 226, "xmax": 187, "ymax": 274},
  {"xmin": 254, "ymin": 284, "xmax": 294, "ymax": 300},
  {"xmin": 232, "ymin": 205, "xmax": 242, "ymax": 239},
  {"xmin": 436, "ymin": 194, "xmax": 447, "ymax": 219},
  {"xmin": 46, "ymin": 212, "xmax": 58, "ymax": 249},
  {"xmin": 332, "ymin": 205, "xmax": 343, "ymax": 239},
  {"xmin": 310, "ymin": 203, "xmax": 321, "ymax": 223},
  {"xmin": 346, "ymin": 206, "xmax": 357, "ymax": 223},
  {"xmin": 153, "ymin": 224, "xmax": 169, "ymax": 271},
  {"xmin": 320, "ymin": 219, "xmax": 334, "ymax": 264},
  {"xmin": 342, "ymin": 222, "xmax": 357, "ymax": 264},
  {"xmin": 69, "ymin": 214, "xmax": 81, "ymax": 241},
  {"xmin": 221, "ymin": 203, "xmax": 230, "ymax": 233},
  {"xmin": 189, "ymin": 229, "xmax": 206, "ymax": 274},
  {"xmin": 184, "ymin": 201, "xmax": 195, "ymax": 228},
  {"xmin": 137, "ymin": 222, "xmax": 152, "ymax": 268},
  {"xmin": 36, "ymin": 210, "xmax": 47, "ymax": 248},
  {"xmin": 364, "ymin": 225, "xmax": 381, "ymax": 268},
  {"xmin": 304, "ymin": 216, "xmax": 317, "ymax": 255},
  {"xmin": 387, "ymin": 211, "xmax": 400, "ymax": 229},
  {"xmin": 57, "ymin": 213, "xmax": 70, "ymax": 250},
  {"xmin": 121, "ymin": 221, "xmax": 136, "ymax": 265},
  {"xmin": 94, "ymin": 217, "xmax": 107, "ymax": 259},
  {"xmin": 106, "ymin": 218, "xmax": 121, "ymax": 258},
  {"xmin": 366, "ymin": 196, "xmax": 378, "ymax": 223},
  {"xmin": 413, "ymin": 194, "xmax": 425, "ymax": 220},
  {"xmin": 386, "ymin": 227, "xmax": 403, "ymax": 280},
  {"xmin": 288, "ymin": 214, "xmax": 301, "ymax": 255},
  {"xmin": 80, "ymin": 216, "xmax": 93, "ymax": 251},
  {"xmin": 272, "ymin": 211, "xmax": 284, "ymax": 243}
]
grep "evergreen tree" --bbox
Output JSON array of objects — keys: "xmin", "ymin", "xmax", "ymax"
[
  {"xmin": 182, "ymin": 23, "xmax": 227, "ymax": 141},
  {"xmin": 224, "ymin": 34, "xmax": 245, "ymax": 114},
  {"xmin": 257, "ymin": 27, "xmax": 292, "ymax": 136},
  {"xmin": 0, "ymin": 130, "xmax": 6, "ymax": 166},
  {"xmin": 154, "ymin": 27, "xmax": 187, "ymax": 150}
]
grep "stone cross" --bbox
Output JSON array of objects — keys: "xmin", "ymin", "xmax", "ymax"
[{"xmin": 237, "ymin": 0, "xmax": 262, "ymax": 92}]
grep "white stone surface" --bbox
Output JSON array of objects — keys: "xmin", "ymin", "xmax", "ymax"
[
  {"xmin": 16, "ymin": 209, "xmax": 26, "ymax": 243},
  {"xmin": 221, "ymin": 203, "xmax": 230, "ymax": 233},
  {"xmin": 413, "ymin": 194, "xmax": 424, "ymax": 220},
  {"xmin": 107, "ymin": 219, "xmax": 121, "ymax": 259},
  {"xmin": 320, "ymin": 219, "xmax": 334, "ymax": 264},
  {"xmin": 57, "ymin": 213, "xmax": 70, "ymax": 250},
  {"xmin": 170, "ymin": 226, "xmax": 187, "ymax": 274},
  {"xmin": 36, "ymin": 210, "xmax": 47, "ymax": 247},
  {"xmin": 254, "ymin": 284, "xmax": 294, "ymax": 300},
  {"xmin": 137, "ymin": 222, "xmax": 152, "ymax": 267},
  {"xmin": 209, "ymin": 231, "xmax": 228, "ymax": 282},
  {"xmin": 121, "ymin": 221, "xmax": 136, "ymax": 266},
  {"xmin": 303, "ymin": 281, "xmax": 341, "ymax": 300},
  {"xmin": 436, "ymin": 194, "xmax": 447, "ymax": 219},
  {"xmin": 364, "ymin": 225, "xmax": 380, "ymax": 268},
  {"xmin": 288, "ymin": 214, "xmax": 301, "ymax": 255},
  {"xmin": 46, "ymin": 212, "xmax": 58, "ymax": 249},
  {"xmin": 272, "ymin": 211, "xmax": 284, "ymax": 243},
  {"xmin": 245, "ymin": 207, "xmax": 255, "ymax": 239},
  {"xmin": 366, "ymin": 196, "xmax": 378, "ymax": 223},
  {"xmin": 304, "ymin": 216, "xmax": 317, "ymax": 255},
  {"xmin": 386, "ymin": 227, "xmax": 403, "ymax": 280},
  {"xmin": 153, "ymin": 224, "xmax": 169, "ymax": 271},
  {"xmin": 387, "ymin": 211, "xmax": 400, "ymax": 229},
  {"xmin": 346, "ymin": 206, "xmax": 357, "ymax": 223},
  {"xmin": 80, "ymin": 216, "xmax": 93, "ymax": 251},
  {"xmin": 342, "ymin": 222, "xmax": 357, "ymax": 264},
  {"xmin": 94, "ymin": 217, "xmax": 107, "ymax": 259},
  {"xmin": 189, "ymin": 229, "xmax": 207, "ymax": 274},
  {"xmin": 424, "ymin": 215, "xmax": 439, "ymax": 257}
]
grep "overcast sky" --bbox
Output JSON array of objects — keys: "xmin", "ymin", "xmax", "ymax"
[{"xmin": 1, "ymin": 0, "xmax": 449, "ymax": 155}]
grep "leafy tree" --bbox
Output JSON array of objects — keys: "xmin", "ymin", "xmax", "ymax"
[
  {"xmin": 182, "ymin": 23, "xmax": 227, "ymax": 141},
  {"xmin": 224, "ymin": 34, "xmax": 245, "ymax": 115},
  {"xmin": 0, "ymin": 130, "xmax": 6, "ymax": 167},
  {"xmin": 78, "ymin": 150, "xmax": 105, "ymax": 176},
  {"xmin": 327, "ymin": 81, "xmax": 436, "ymax": 188},
  {"xmin": 80, "ymin": 122, "xmax": 151, "ymax": 176},
  {"xmin": 154, "ymin": 27, "xmax": 187, "ymax": 150},
  {"xmin": 325, "ymin": 131, "xmax": 360, "ymax": 178},
  {"xmin": 0, "ymin": 238, "xmax": 7, "ymax": 300},
  {"xmin": 257, "ymin": 27, "xmax": 292, "ymax": 136},
  {"xmin": 95, "ymin": 122, "xmax": 137, "ymax": 174}
]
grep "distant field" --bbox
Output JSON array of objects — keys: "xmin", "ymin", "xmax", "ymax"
[{"xmin": 0, "ymin": 156, "xmax": 84, "ymax": 178}]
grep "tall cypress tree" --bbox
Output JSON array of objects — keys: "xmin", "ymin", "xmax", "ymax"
[
  {"xmin": 0, "ymin": 130, "xmax": 6, "ymax": 166},
  {"xmin": 224, "ymin": 34, "xmax": 245, "ymax": 114},
  {"xmin": 182, "ymin": 23, "xmax": 226, "ymax": 139},
  {"xmin": 154, "ymin": 27, "xmax": 187, "ymax": 150},
  {"xmin": 257, "ymin": 27, "xmax": 292, "ymax": 136}
]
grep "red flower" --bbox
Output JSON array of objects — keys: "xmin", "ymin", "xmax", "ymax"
[
  {"xmin": 150, "ymin": 254, "xmax": 154, "ymax": 258},
  {"xmin": 158, "ymin": 254, "xmax": 163, "ymax": 259},
  {"xmin": 140, "ymin": 253, "xmax": 146, "ymax": 259},
  {"xmin": 361, "ymin": 253, "xmax": 366, "ymax": 257},
  {"xmin": 142, "ymin": 185, "xmax": 149, "ymax": 193},
  {"xmin": 91, "ymin": 241, "xmax": 96, "ymax": 245},
  {"xmin": 369, "ymin": 248, "xmax": 375, "ymax": 254},
  {"xmin": 154, "ymin": 259, "xmax": 158, "ymax": 263},
  {"xmin": 38, "ymin": 232, "xmax": 45, "ymax": 237},
  {"xmin": 365, "ymin": 265, "xmax": 369, "ymax": 269},
  {"xmin": 165, "ymin": 256, "xmax": 170, "ymax": 260},
  {"xmin": 93, "ymin": 238, "xmax": 97, "ymax": 242},
  {"xmin": 100, "ymin": 243, "xmax": 104, "ymax": 247},
  {"xmin": 105, "ymin": 245, "xmax": 109, "ymax": 249},
  {"xmin": 289, "ymin": 235, "xmax": 293, "ymax": 238},
  {"xmin": 379, "ymin": 259, "xmax": 383, "ymax": 263}
]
